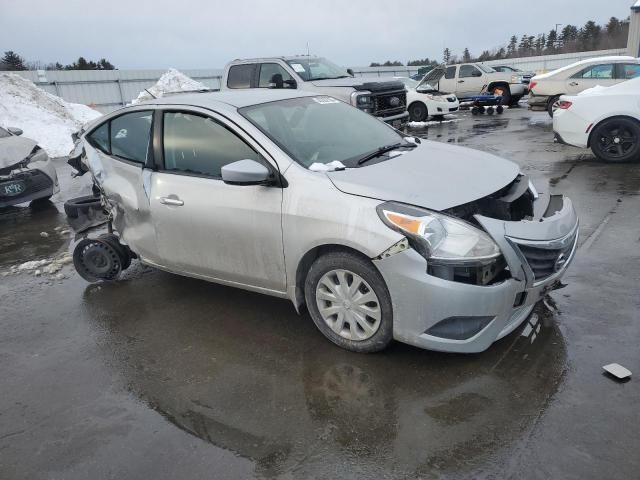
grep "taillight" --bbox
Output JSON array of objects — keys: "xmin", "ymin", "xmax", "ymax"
[
  {"xmin": 558, "ymin": 100, "xmax": 573, "ymax": 109},
  {"xmin": 529, "ymin": 81, "xmax": 537, "ymax": 91}
]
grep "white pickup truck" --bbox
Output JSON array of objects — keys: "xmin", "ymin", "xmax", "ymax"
[
  {"xmin": 220, "ymin": 56, "xmax": 409, "ymax": 127},
  {"xmin": 423, "ymin": 63, "xmax": 529, "ymax": 106}
]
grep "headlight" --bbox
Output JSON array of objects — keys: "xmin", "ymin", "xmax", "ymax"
[
  {"xmin": 23, "ymin": 146, "xmax": 48, "ymax": 166},
  {"xmin": 350, "ymin": 91, "xmax": 374, "ymax": 108},
  {"xmin": 510, "ymin": 75, "xmax": 523, "ymax": 83},
  {"xmin": 377, "ymin": 202, "xmax": 500, "ymax": 264}
]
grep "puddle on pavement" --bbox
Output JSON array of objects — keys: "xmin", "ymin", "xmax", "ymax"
[
  {"xmin": 80, "ymin": 271, "xmax": 567, "ymax": 478},
  {"xmin": 0, "ymin": 201, "xmax": 71, "ymax": 268}
]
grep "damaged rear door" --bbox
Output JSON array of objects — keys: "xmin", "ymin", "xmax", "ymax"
[
  {"xmin": 83, "ymin": 108, "xmax": 160, "ymax": 262},
  {"xmin": 150, "ymin": 108, "xmax": 286, "ymax": 293}
]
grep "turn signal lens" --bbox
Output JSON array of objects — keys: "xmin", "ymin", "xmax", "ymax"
[
  {"xmin": 558, "ymin": 100, "xmax": 572, "ymax": 109},
  {"xmin": 529, "ymin": 81, "xmax": 537, "ymax": 91}
]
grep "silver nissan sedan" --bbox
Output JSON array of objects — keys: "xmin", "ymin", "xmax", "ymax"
[{"xmin": 68, "ymin": 89, "xmax": 578, "ymax": 353}]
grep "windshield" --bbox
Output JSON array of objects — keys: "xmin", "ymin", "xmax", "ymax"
[
  {"xmin": 285, "ymin": 58, "xmax": 350, "ymax": 81},
  {"xmin": 477, "ymin": 64, "xmax": 496, "ymax": 73},
  {"xmin": 239, "ymin": 96, "xmax": 405, "ymax": 168},
  {"xmin": 0, "ymin": 127, "xmax": 11, "ymax": 138}
]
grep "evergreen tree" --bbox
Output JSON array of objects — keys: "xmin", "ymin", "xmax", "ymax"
[
  {"xmin": 462, "ymin": 48, "xmax": 472, "ymax": 62},
  {"xmin": 0, "ymin": 51, "xmax": 27, "ymax": 70},
  {"xmin": 545, "ymin": 29, "xmax": 558, "ymax": 52},
  {"xmin": 443, "ymin": 48, "xmax": 452, "ymax": 64},
  {"xmin": 506, "ymin": 36, "xmax": 518, "ymax": 57}
]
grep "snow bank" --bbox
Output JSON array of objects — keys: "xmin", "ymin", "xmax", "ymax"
[
  {"xmin": 132, "ymin": 68, "xmax": 208, "ymax": 104},
  {"xmin": 0, "ymin": 73, "xmax": 101, "ymax": 157},
  {"xmin": 408, "ymin": 119, "xmax": 459, "ymax": 128}
]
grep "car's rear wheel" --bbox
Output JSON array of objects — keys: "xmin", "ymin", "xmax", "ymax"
[
  {"xmin": 491, "ymin": 85, "xmax": 511, "ymax": 106},
  {"xmin": 590, "ymin": 117, "xmax": 640, "ymax": 163},
  {"xmin": 304, "ymin": 252, "xmax": 393, "ymax": 353},
  {"xmin": 547, "ymin": 95, "xmax": 561, "ymax": 117},
  {"xmin": 408, "ymin": 102, "xmax": 428, "ymax": 122}
]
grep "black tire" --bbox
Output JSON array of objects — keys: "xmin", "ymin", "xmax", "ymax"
[
  {"xmin": 304, "ymin": 251, "xmax": 393, "ymax": 353},
  {"xmin": 471, "ymin": 107, "xmax": 480, "ymax": 115},
  {"xmin": 590, "ymin": 117, "xmax": 640, "ymax": 163},
  {"xmin": 496, "ymin": 105, "xmax": 504, "ymax": 114},
  {"xmin": 64, "ymin": 194, "xmax": 102, "ymax": 219},
  {"xmin": 491, "ymin": 85, "xmax": 511, "ymax": 106},
  {"xmin": 30, "ymin": 195, "xmax": 53, "ymax": 207},
  {"xmin": 408, "ymin": 102, "xmax": 428, "ymax": 122},
  {"xmin": 487, "ymin": 107, "xmax": 494, "ymax": 115},
  {"xmin": 547, "ymin": 95, "xmax": 561, "ymax": 117}
]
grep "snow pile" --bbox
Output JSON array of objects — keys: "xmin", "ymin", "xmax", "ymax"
[
  {"xmin": 0, "ymin": 73, "xmax": 101, "ymax": 157},
  {"xmin": 309, "ymin": 160, "xmax": 346, "ymax": 172},
  {"xmin": 408, "ymin": 118, "xmax": 459, "ymax": 128},
  {"xmin": 132, "ymin": 68, "xmax": 208, "ymax": 104}
]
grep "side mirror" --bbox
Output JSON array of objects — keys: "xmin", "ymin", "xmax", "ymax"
[
  {"xmin": 347, "ymin": 68, "xmax": 355, "ymax": 77},
  {"xmin": 269, "ymin": 73, "xmax": 284, "ymax": 89},
  {"xmin": 283, "ymin": 79, "xmax": 297, "ymax": 89},
  {"xmin": 221, "ymin": 159, "xmax": 270, "ymax": 186},
  {"xmin": 8, "ymin": 127, "xmax": 23, "ymax": 136}
]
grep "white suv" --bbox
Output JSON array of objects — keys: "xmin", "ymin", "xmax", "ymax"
[{"xmin": 528, "ymin": 56, "xmax": 640, "ymax": 116}]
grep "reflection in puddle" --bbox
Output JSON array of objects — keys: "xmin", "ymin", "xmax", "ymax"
[
  {"xmin": 82, "ymin": 273, "xmax": 567, "ymax": 478},
  {"xmin": 0, "ymin": 202, "xmax": 69, "ymax": 268}
]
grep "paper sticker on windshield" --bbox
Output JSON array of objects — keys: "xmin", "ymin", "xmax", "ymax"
[
  {"xmin": 290, "ymin": 63, "xmax": 306, "ymax": 73},
  {"xmin": 312, "ymin": 96, "xmax": 340, "ymax": 104}
]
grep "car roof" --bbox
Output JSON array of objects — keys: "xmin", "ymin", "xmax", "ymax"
[
  {"xmin": 534, "ymin": 56, "xmax": 639, "ymax": 79},
  {"xmin": 228, "ymin": 55, "xmax": 322, "ymax": 64},
  {"xmin": 143, "ymin": 89, "xmax": 319, "ymax": 110}
]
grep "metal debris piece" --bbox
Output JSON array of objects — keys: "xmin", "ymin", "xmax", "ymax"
[{"xmin": 603, "ymin": 363, "xmax": 632, "ymax": 381}]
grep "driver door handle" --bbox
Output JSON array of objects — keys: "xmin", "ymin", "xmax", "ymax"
[
  {"xmin": 569, "ymin": 81, "xmax": 579, "ymax": 86},
  {"xmin": 160, "ymin": 196, "xmax": 184, "ymax": 206},
  {"xmin": 458, "ymin": 80, "xmax": 464, "ymax": 83}
]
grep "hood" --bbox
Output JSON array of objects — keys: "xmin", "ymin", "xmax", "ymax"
[
  {"xmin": 310, "ymin": 77, "xmax": 403, "ymax": 90},
  {"xmin": 0, "ymin": 136, "xmax": 38, "ymax": 168},
  {"xmin": 326, "ymin": 141, "xmax": 520, "ymax": 211},
  {"xmin": 417, "ymin": 66, "xmax": 446, "ymax": 90}
]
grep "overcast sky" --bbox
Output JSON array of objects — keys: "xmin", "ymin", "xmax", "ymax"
[{"xmin": 0, "ymin": 0, "xmax": 634, "ymax": 69}]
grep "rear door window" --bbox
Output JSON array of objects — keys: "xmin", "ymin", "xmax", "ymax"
[
  {"xmin": 574, "ymin": 64, "xmax": 614, "ymax": 79},
  {"xmin": 227, "ymin": 64, "xmax": 256, "ymax": 89},
  {"xmin": 110, "ymin": 111, "xmax": 152, "ymax": 163},
  {"xmin": 162, "ymin": 111, "xmax": 263, "ymax": 178}
]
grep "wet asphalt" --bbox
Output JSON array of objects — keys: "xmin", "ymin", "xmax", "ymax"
[{"xmin": 1, "ymin": 107, "xmax": 639, "ymax": 480}]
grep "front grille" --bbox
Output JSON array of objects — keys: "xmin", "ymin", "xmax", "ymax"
[
  {"xmin": 449, "ymin": 107, "xmax": 459, "ymax": 112},
  {"xmin": 0, "ymin": 170, "xmax": 53, "ymax": 203},
  {"xmin": 373, "ymin": 90, "xmax": 406, "ymax": 116},
  {"xmin": 515, "ymin": 230, "xmax": 577, "ymax": 282}
]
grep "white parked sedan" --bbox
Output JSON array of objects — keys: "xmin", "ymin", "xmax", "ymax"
[
  {"xmin": 394, "ymin": 77, "xmax": 459, "ymax": 122},
  {"xmin": 553, "ymin": 76, "xmax": 640, "ymax": 162}
]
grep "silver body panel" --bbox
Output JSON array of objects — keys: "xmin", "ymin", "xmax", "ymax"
[{"xmin": 76, "ymin": 91, "xmax": 578, "ymax": 353}]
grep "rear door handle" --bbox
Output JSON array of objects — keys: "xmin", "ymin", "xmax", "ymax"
[
  {"xmin": 569, "ymin": 81, "xmax": 579, "ymax": 86},
  {"xmin": 160, "ymin": 196, "xmax": 184, "ymax": 206},
  {"xmin": 458, "ymin": 80, "xmax": 464, "ymax": 83}
]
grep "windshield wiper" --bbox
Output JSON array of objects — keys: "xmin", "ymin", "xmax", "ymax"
[{"xmin": 357, "ymin": 142, "xmax": 417, "ymax": 165}]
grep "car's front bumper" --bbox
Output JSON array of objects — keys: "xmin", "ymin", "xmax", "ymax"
[
  {"xmin": 509, "ymin": 83, "xmax": 528, "ymax": 97},
  {"xmin": 0, "ymin": 161, "xmax": 59, "ymax": 208},
  {"xmin": 379, "ymin": 111, "xmax": 410, "ymax": 128},
  {"xmin": 374, "ymin": 195, "xmax": 578, "ymax": 353}
]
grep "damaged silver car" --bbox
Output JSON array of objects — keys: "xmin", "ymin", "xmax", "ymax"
[
  {"xmin": 0, "ymin": 126, "xmax": 59, "ymax": 208},
  {"xmin": 67, "ymin": 90, "xmax": 578, "ymax": 353}
]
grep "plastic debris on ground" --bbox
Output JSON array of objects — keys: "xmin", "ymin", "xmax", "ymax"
[
  {"xmin": 0, "ymin": 73, "xmax": 101, "ymax": 157},
  {"xmin": 132, "ymin": 68, "xmax": 208, "ymax": 104},
  {"xmin": 603, "ymin": 363, "xmax": 632, "ymax": 381},
  {"xmin": 309, "ymin": 160, "xmax": 346, "ymax": 172}
]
